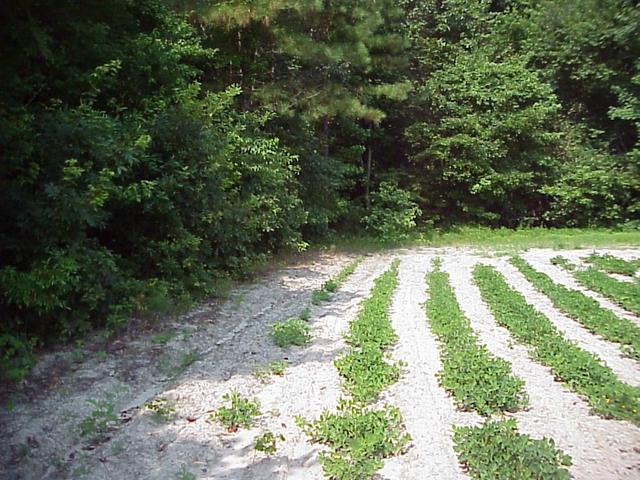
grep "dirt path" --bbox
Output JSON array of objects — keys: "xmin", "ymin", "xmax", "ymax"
[{"xmin": 2, "ymin": 248, "xmax": 640, "ymax": 480}]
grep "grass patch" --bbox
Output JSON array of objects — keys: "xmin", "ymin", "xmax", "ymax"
[
  {"xmin": 585, "ymin": 253, "xmax": 640, "ymax": 277},
  {"xmin": 312, "ymin": 257, "xmax": 363, "ymax": 305},
  {"xmin": 297, "ymin": 400, "xmax": 410, "ymax": 480},
  {"xmin": 212, "ymin": 391, "xmax": 261, "ymax": 432},
  {"xmin": 454, "ymin": 419, "xmax": 572, "ymax": 480},
  {"xmin": 512, "ymin": 256, "xmax": 640, "ymax": 359},
  {"xmin": 271, "ymin": 318, "xmax": 311, "ymax": 347},
  {"xmin": 425, "ymin": 260, "xmax": 527, "ymax": 415},
  {"xmin": 335, "ymin": 259, "xmax": 401, "ymax": 402},
  {"xmin": 473, "ymin": 264, "xmax": 640, "ymax": 424},
  {"xmin": 553, "ymin": 256, "xmax": 640, "ymax": 315},
  {"xmin": 319, "ymin": 227, "xmax": 640, "ymax": 253}
]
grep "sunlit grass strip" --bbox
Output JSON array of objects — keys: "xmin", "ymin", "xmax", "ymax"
[
  {"xmin": 585, "ymin": 253, "xmax": 640, "ymax": 277},
  {"xmin": 312, "ymin": 256, "xmax": 363, "ymax": 304},
  {"xmin": 512, "ymin": 256, "xmax": 640, "ymax": 360},
  {"xmin": 298, "ymin": 259, "xmax": 410, "ymax": 479},
  {"xmin": 473, "ymin": 264, "xmax": 640, "ymax": 424},
  {"xmin": 425, "ymin": 260, "xmax": 527, "ymax": 415},
  {"xmin": 336, "ymin": 259, "xmax": 401, "ymax": 402},
  {"xmin": 454, "ymin": 419, "xmax": 572, "ymax": 480},
  {"xmin": 552, "ymin": 256, "xmax": 640, "ymax": 316}
]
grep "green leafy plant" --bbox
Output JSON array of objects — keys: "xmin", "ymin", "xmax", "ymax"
[
  {"xmin": 252, "ymin": 360, "xmax": 288, "ymax": 381},
  {"xmin": 212, "ymin": 391, "xmax": 261, "ymax": 432},
  {"xmin": 454, "ymin": 419, "xmax": 572, "ymax": 479},
  {"xmin": 79, "ymin": 399, "xmax": 118, "ymax": 440},
  {"xmin": 297, "ymin": 400, "xmax": 410, "ymax": 480},
  {"xmin": 512, "ymin": 256, "xmax": 640, "ymax": 359},
  {"xmin": 553, "ymin": 256, "xmax": 640, "ymax": 315},
  {"xmin": 473, "ymin": 264, "xmax": 640, "ymax": 424},
  {"xmin": 425, "ymin": 262, "xmax": 527, "ymax": 415},
  {"xmin": 151, "ymin": 331, "xmax": 177, "ymax": 345},
  {"xmin": 254, "ymin": 431, "xmax": 284, "ymax": 454},
  {"xmin": 271, "ymin": 318, "xmax": 311, "ymax": 348},
  {"xmin": 176, "ymin": 464, "xmax": 196, "ymax": 480},
  {"xmin": 144, "ymin": 397, "xmax": 175, "ymax": 422}
]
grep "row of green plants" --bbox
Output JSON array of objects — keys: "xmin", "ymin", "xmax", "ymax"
[
  {"xmin": 424, "ymin": 260, "xmax": 571, "ymax": 479},
  {"xmin": 473, "ymin": 265, "xmax": 640, "ymax": 424},
  {"xmin": 271, "ymin": 257, "xmax": 363, "ymax": 348},
  {"xmin": 585, "ymin": 254, "xmax": 640, "ymax": 277},
  {"xmin": 424, "ymin": 260, "xmax": 527, "ymax": 415},
  {"xmin": 297, "ymin": 260, "xmax": 411, "ymax": 479},
  {"xmin": 512, "ymin": 256, "xmax": 640, "ymax": 360},
  {"xmin": 552, "ymin": 257, "xmax": 640, "ymax": 316},
  {"xmin": 312, "ymin": 257, "xmax": 363, "ymax": 305}
]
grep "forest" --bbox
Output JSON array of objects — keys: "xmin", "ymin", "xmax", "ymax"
[{"xmin": 1, "ymin": 0, "xmax": 639, "ymax": 380}]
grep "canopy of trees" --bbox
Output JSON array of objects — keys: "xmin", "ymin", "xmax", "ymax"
[{"xmin": 1, "ymin": 0, "xmax": 638, "ymax": 378}]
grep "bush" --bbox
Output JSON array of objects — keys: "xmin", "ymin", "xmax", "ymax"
[{"xmin": 362, "ymin": 182, "xmax": 421, "ymax": 241}]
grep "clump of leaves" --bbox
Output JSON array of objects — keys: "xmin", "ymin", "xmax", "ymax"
[
  {"xmin": 254, "ymin": 430, "xmax": 284, "ymax": 454},
  {"xmin": 144, "ymin": 397, "xmax": 175, "ymax": 422},
  {"xmin": 298, "ymin": 400, "xmax": 410, "ymax": 480},
  {"xmin": 335, "ymin": 347, "xmax": 401, "ymax": 403},
  {"xmin": 79, "ymin": 399, "xmax": 118, "ymax": 440},
  {"xmin": 426, "ymin": 262, "xmax": 527, "ymax": 415},
  {"xmin": 176, "ymin": 464, "xmax": 196, "ymax": 480},
  {"xmin": 454, "ymin": 419, "xmax": 572, "ymax": 479},
  {"xmin": 299, "ymin": 307, "xmax": 311, "ymax": 321},
  {"xmin": 212, "ymin": 391, "xmax": 261, "ymax": 432},
  {"xmin": 311, "ymin": 289, "xmax": 331, "ymax": 305},
  {"xmin": 271, "ymin": 318, "xmax": 311, "ymax": 347},
  {"xmin": 253, "ymin": 360, "xmax": 288, "ymax": 381},
  {"xmin": 474, "ymin": 264, "xmax": 640, "ymax": 424}
]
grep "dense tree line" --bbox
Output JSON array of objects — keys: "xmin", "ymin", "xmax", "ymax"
[{"xmin": 1, "ymin": 0, "xmax": 638, "ymax": 379}]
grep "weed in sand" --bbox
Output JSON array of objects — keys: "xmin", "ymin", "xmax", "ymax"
[
  {"xmin": 79, "ymin": 399, "xmax": 118, "ymax": 440},
  {"xmin": 144, "ymin": 397, "xmax": 175, "ymax": 422},
  {"xmin": 271, "ymin": 318, "xmax": 311, "ymax": 347},
  {"xmin": 253, "ymin": 360, "xmax": 288, "ymax": 381},
  {"xmin": 254, "ymin": 430, "xmax": 284, "ymax": 454},
  {"xmin": 212, "ymin": 391, "xmax": 261, "ymax": 432},
  {"xmin": 176, "ymin": 464, "xmax": 196, "ymax": 480},
  {"xmin": 151, "ymin": 331, "xmax": 177, "ymax": 345}
]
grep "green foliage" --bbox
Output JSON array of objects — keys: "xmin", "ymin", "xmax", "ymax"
[
  {"xmin": 212, "ymin": 391, "xmax": 261, "ymax": 432},
  {"xmin": 454, "ymin": 419, "xmax": 572, "ymax": 480},
  {"xmin": 144, "ymin": 397, "xmax": 175, "ymax": 422},
  {"xmin": 254, "ymin": 431, "xmax": 284, "ymax": 455},
  {"xmin": 252, "ymin": 360, "xmax": 288, "ymax": 381},
  {"xmin": 473, "ymin": 264, "xmax": 640, "ymax": 424},
  {"xmin": 297, "ymin": 400, "xmax": 410, "ymax": 480},
  {"xmin": 556, "ymin": 259, "xmax": 640, "ymax": 315},
  {"xmin": 0, "ymin": 334, "xmax": 36, "ymax": 382},
  {"xmin": 362, "ymin": 182, "xmax": 421, "ymax": 241},
  {"xmin": 79, "ymin": 399, "xmax": 118, "ymax": 441},
  {"xmin": 585, "ymin": 254, "xmax": 640, "ymax": 277},
  {"xmin": 271, "ymin": 318, "xmax": 311, "ymax": 348},
  {"xmin": 512, "ymin": 256, "xmax": 640, "ymax": 359},
  {"xmin": 335, "ymin": 260, "xmax": 402, "ymax": 402},
  {"xmin": 312, "ymin": 257, "xmax": 363, "ymax": 304},
  {"xmin": 425, "ymin": 264, "xmax": 527, "ymax": 415}
]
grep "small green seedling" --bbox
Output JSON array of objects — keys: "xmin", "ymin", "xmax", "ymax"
[
  {"xmin": 144, "ymin": 397, "xmax": 175, "ymax": 422},
  {"xmin": 311, "ymin": 289, "xmax": 331, "ymax": 305},
  {"xmin": 299, "ymin": 307, "xmax": 311, "ymax": 321},
  {"xmin": 79, "ymin": 399, "xmax": 118, "ymax": 440},
  {"xmin": 151, "ymin": 331, "xmax": 177, "ymax": 345},
  {"xmin": 176, "ymin": 464, "xmax": 196, "ymax": 480},
  {"xmin": 271, "ymin": 319, "xmax": 311, "ymax": 347},
  {"xmin": 212, "ymin": 391, "xmax": 261, "ymax": 432},
  {"xmin": 253, "ymin": 360, "xmax": 288, "ymax": 381},
  {"xmin": 254, "ymin": 430, "xmax": 285, "ymax": 454}
]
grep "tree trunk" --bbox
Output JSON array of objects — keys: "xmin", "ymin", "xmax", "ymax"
[{"xmin": 365, "ymin": 142, "xmax": 372, "ymax": 210}]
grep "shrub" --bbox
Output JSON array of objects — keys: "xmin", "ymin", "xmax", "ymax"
[{"xmin": 362, "ymin": 182, "xmax": 421, "ymax": 241}]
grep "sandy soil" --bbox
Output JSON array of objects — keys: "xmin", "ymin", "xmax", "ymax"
[{"xmin": 2, "ymin": 248, "xmax": 639, "ymax": 480}]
